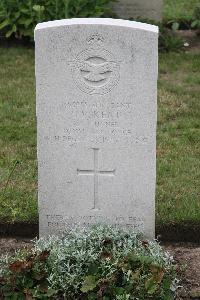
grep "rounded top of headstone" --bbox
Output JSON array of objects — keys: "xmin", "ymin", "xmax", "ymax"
[{"xmin": 35, "ymin": 18, "xmax": 158, "ymax": 34}]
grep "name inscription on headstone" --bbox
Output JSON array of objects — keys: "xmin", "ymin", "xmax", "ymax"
[{"xmin": 40, "ymin": 100, "xmax": 148, "ymax": 145}]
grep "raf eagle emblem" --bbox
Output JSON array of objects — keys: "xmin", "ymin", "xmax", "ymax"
[
  {"xmin": 80, "ymin": 60, "xmax": 116, "ymax": 83},
  {"xmin": 73, "ymin": 46, "xmax": 120, "ymax": 95}
]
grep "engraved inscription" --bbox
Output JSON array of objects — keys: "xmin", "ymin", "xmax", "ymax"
[
  {"xmin": 40, "ymin": 100, "xmax": 150, "ymax": 146},
  {"xmin": 77, "ymin": 148, "xmax": 115, "ymax": 210},
  {"xmin": 73, "ymin": 45, "xmax": 120, "ymax": 95},
  {"xmin": 46, "ymin": 214, "xmax": 145, "ymax": 232}
]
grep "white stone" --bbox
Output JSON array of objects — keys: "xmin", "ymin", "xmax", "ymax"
[
  {"xmin": 113, "ymin": 0, "xmax": 163, "ymax": 22},
  {"xmin": 35, "ymin": 18, "xmax": 158, "ymax": 238}
]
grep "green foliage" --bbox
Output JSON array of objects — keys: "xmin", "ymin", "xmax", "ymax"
[
  {"xmin": 0, "ymin": 249, "xmax": 57, "ymax": 298},
  {"xmin": 0, "ymin": 0, "xmax": 115, "ymax": 40},
  {"xmin": 164, "ymin": 0, "xmax": 200, "ymax": 28},
  {"xmin": 191, "ymin": 5, "xmax": 200, "ymax": 29},
  {"xmin": 0, "ymin": 226, "xmax": 179, "ymax": 299},
  {"xmin": 159, "ymin": 28, "xmax": 184, "ymax": 52},
  {"xmin": 164, "ymin": 0, "xmax": 200, "ymax": 31}
]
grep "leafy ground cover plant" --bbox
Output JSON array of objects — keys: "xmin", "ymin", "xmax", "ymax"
[
  {"xmin": 164, "ymin": 0, "xmax": 200, "ymax": 29},
  {"xmin": 0, "ymin": 0, "xmax": 190, "ymax": 52},
  {"xmin": 159, "ymin": 26, "xmax": 184, "ymax": 53},
  {"xmin": 191, "ymin": 5, "xmax": 200, "ymax": 31},
  {"xmin": 0, "ymin": 0, "xmax": 115, "ymax": 40},
  {"xmin": 0, "ymin": 225, "xmax": 179, "ymax": 299}
]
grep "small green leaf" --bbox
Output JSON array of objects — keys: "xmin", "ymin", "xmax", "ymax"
[
  {"xmin": 88, "ymin": 262, "xmax": 98, "ymax": 275},
  {"xmin": 0, "ymin": 19, "xmax": 10, "ymax": 30},
  {"xmin": 103, "ymin": 297, "xmax": 110, "ymax": 300},
  {"xmin": 5, "ymin": 24, "xmax": 17, "ymax": 38},
  {"xmin": 46, "ymin": 288, "xmax": 57, "ymax": 296},
  {"xmin": 163, "ymin": 291, "xmax": 174, "ymax": 300},
  {"xmin": 20, "ymin": 28, "xmax": 33, "ymax": 38},
  {"xmin": 172, "ymin": 22, "xmax": 179, "ymax": 31},
  {"xmin": 145, "ymin": 277, "xmax": 158, "ymax": 295},
  {"xmin": 162, "ymin": 277, "xmax": 172, "ymax": 290},
  {"xmin": 12, "ymin": 24, "xmax": 17, "ymax": 32},
  {"xmin": 14, "ymin": 12, "xmax": 20, "ymax": 19},
  {"xmin": 20, "ymin": 8, "xmax": 29, "ymax": 14},
  {"xmin": 115, "ymin": 287, "xmax": 125, "ymax": 295},
  {"xmin": 191, "ymin": 20, "xmax": 199, "ymax": 28},
  {"xmin": 33, "ymin": 5, "xmax": 45, "ymax": 13},
  {"xmin": 18, "ymin": 17, "xmax": 33, "ymax": 26},
  {"xmin": 81, "ymin": 275, "xmax": 97, "ymax": 293}
]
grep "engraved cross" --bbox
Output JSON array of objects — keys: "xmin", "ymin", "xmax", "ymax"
[{"xmin": 77, "ymin": 148, "xmax": 115, "ymax": 210}]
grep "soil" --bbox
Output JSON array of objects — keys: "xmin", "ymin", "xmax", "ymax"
[
  {"xmin": 164, "ymin": 243, "xmax": 200, "ymax": 300},
  {"xmin": 0, "ymin": 238, "xmax": 199, "ymax": 299},
  {"xmin": 0, "ymin": 238, "xmax": 33, "ymax": 256},
  {"xmin": 177, "ymin": 30, "xmax": 200, "ymax": 53}
]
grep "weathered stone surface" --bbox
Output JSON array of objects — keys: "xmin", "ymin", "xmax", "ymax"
[
  {"xmin": 35, "ymin": 18, "xmax": 158, "ymax": 238},
  {"xmin": 113, "ymin": 0, "xmax": 163, "ymax": 22}
]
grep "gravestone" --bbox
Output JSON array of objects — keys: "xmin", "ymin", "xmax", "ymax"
[
  {"xmin": 113, "ymin": 0, "xmax": 163, "ymax": 22},
  {"xmin": 35, "ymin": 18, "xmax": 158, "ymax": 238}
]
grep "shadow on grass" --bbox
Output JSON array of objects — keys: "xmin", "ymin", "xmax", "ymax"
[{"xmin": 0, "ymin": 222, "xmax": 199, "ymax": 243}]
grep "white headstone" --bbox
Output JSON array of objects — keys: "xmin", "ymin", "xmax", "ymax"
[
  {"xmin": 35, "ymin": 18, "xmax": 158, "ymax": 238},
  {"xmin": 113, "ymin": 0, "xmax": 163, "ymax": 22}
]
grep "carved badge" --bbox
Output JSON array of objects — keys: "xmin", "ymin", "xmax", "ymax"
[{"xmin": 73, "ymin": 35, "xmax": 120, "ymax": 95}]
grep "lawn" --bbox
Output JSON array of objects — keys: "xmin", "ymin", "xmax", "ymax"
[
  {"xmin": 157, "ymin": 51, "xmax": 200, "ymax": 226},
  {"xmin": 0, "ymin": 47, "xmax": 37, "ymax": 223},
  {"xmin": 0, "ymin": 46, "xmax": 199, "ymax": 227},
  {"xmin": 164, "ymin": 0, "xmax": 200, "ymax": 23}
]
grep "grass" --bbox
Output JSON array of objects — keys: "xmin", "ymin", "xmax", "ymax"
[
  {"xmin": 164, "ymin": 0, "xmax": 200, "ymax": 23},
  {"xmin": 0, "ymin": 47, "xmax": 200, "ymax": 227},
  {"xmin": 157, "ymin": 52, "xmax": 200, "ymax": 225},
  {"xmin": 0, "ymin": 47, "xmax": 37, "ymax": 223}
]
